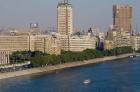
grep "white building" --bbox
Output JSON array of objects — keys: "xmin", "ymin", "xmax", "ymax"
[
  {"xmin": 131, "ymin": 35, "xmax": 140, "ymax": 51},
  {"xmin": 69, "ymin": 35, "xmax": 97, "ymax": 52},
  {"xmin": 59, "ymin": 34, "xmax": 97, "ymax": 52},
  {"xmin": 99, "ymin": 32, "xmax": 105, "ymax": 42},
  {"xmin": 0, "ymin": 50, "xmax": 10, "ymax": 65}
]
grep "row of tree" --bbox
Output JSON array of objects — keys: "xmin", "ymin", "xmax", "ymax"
[
  {"xmin": 103, "ymin": 46, "xmax": 133, "ymax": 56},
  {"xmin": 136, "ymin": 49, "xmax": 140, "ymax": 53},
  {"xmin": 31, "ymin": 46, "xmax": 133, "ymax": 67},
  {"xmin": 9, "ymin": 46, "xmax": 133, "ymax": 67},
  {"xmin": 31, "ymin": 49, "xmax": 104, "ymax": 67},
  {"xmin": 10, "ymin": 51, "xmax": 46, "ymax": 64}
]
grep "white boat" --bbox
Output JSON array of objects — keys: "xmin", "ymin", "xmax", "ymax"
[
  {"xmin": 129, "ymin": 55, "xmax": 135, "ymax": 58},
  {"xmin": 83, "ymin": 80, "xmax": 91, "ymax": 84}
]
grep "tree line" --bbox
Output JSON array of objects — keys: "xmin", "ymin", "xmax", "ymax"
[{"xmin": 9, "ymin": 46, "xmax": 133, "ymax": 67}]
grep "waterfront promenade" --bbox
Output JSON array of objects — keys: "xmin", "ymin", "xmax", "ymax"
[{"xmin": 0, "ymin": 53, "xmax": 134, "ymax": 80}]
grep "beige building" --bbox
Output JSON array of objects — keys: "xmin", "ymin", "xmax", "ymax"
[
  {"xmin": 131, "ymin": 35, "xmax": 140, "ymax": 51},
  {"xmin": 0, "ymin": 50, "xmax": 10, "ymax": 65},
  {"xmin": 115, "ymin": 28, "xmax": 131, "ymax": 47},
  {"xmin": 0, "ymin": 34, "xmax": 61, "ymax": 55},
  {"xmin": 104, "ymin": 40, "xmax": 114, "ymax": 50},
  {"xmin": 34, "ymin": 35, "xmax": 61, "ymax": 55},
  {"xmin": 57, "ymin": 0, "xmax": 73, "ymax": 35},
  {"xmin": 59, "ymin": 35, "xmax": 70, "ymax": 51},
  {"xmin": 0, "ymin": 35, "xmax": 34, "ymax": 53},
  {"xmin": 59, "ymin": 34, "xmax": 97, "ymax": 52},
  {"xmin": 69, "ymin": 35, "xmax": 97, "ymax": 52}
]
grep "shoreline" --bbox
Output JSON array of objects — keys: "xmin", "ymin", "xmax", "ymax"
[{"xmin": 0, "ymin": 53, "xmax": 135, "ymax": 80}]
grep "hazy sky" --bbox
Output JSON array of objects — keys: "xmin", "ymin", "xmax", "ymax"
[{"xmin": 0, "ymin": 0, "xmax": 139, "ymax": 31}]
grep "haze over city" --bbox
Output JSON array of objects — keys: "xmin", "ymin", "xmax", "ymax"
[
  {"xmin": 0, "ymin": 0, "xmax": 139, "ymax": 31},
  {"xmin": 1, "ymin": 0, "xmax": 140, "ymax": 92}
]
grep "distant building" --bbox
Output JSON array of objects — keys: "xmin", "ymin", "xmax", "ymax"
[
  {"xmin": 91, "ymin": 27, "xmax": 100, "ymax": 36},
  {"xmin": 115, "ymin": 28, "xmax": 131, "ymax": 47},
  {"xmin": 34, "ymin": 34, "xmax": 61, "ymax": 55},
  {"xmin": 59, "ymin": 33, "xmax": 97, "ymax": 52},
  {"xmin": 131, "ymin": 35, "xmax": 140, "ymax": 51},
  {"xmin": 59, "ymin": 35, "xmax": 70, "ymax": 51},
  {"xmin": 0, "ymin": 50, "xmax": 9, "ymax": 65},
  {"xmin": 113, "ymin": 5, "xmax": 133, "ymax": 47},
  {"xmin": 0, "ymin": 35, "xmax": 34, "ymax": 53},
  {"xmin": 106, "ymin": 25, "xmax": 117, "ymax": 41},
  {"xmin": 104, "ymin": 40, "xmax": 114, "ymax": 50},
  {"xmin": 0, "ymin": 34, "xmax": 61, "ymax": 55},
  {"xmin": 57, "ymin": 0, "xmax": 73, "ymax": 35},
  {"xmin": 69, "ymin": 35, "xmax": 97, "ymax": 52},
  {"xmin": 113, "ymin": 5, "xmax": 133, "ymax": 34},
  {"xmin": 99, "ymin": 32, "xmax": 105, "ymax": 42},
  {"xmin": 30, "ymin": 23, "xmax": 41, "ymax": 35}
]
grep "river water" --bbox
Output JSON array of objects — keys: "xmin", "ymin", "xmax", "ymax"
[{"xmin": 0, "ymin": 57, "xmax": 140, "ymax": 92}]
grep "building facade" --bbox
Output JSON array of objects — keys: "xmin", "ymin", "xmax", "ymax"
[
  {"xmin": 104, "ymin": 40, "xmax": 114, "ymax": 50},
  {"xmin": 113, "ymin": 5, "xmax": 132, "ymax": 34},
  {"xmin": 113, "ymin": 5, "xmax": 133, "ymax": 47},
  {"xmin": 34, "ymin": 35, "xmax": 61, "ymax": 55},
  {"xmin": 0, "ymin": 35, "xmax": 34, "ymax": 53},
  {"xmin": 115, "ymin": 28, "xmax": 131, "ymax": 47},
  {"xmin": 57, "ymin": 0, "xmax": 73, "ymax": 35},
  {"xmin": 59, "ymin": 34, "xmax": 97, "ymax": 52},
  {"xmin": 0, "ymin": 50, "xmax": 10, "ymax": 65},
  {"xmin": 0, "ymin": 34, "xmax": 61, "ymax": 55},
  {"xmin": 69, "ymin": 35, "xmax": 97, "ymax": 52},
  {"xmin": 131, "ymin": 35, "xmax": 140, "ymax": 51}
]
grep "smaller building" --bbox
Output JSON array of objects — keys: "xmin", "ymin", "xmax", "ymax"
[
  {"xmin": 34, "ymin": 34, "xmax": 61, "ymax": 55},
  {"xmin": 131, "ymin": 35, "xmax": 140, "ymax": 51},
  {"xmin": 104, "ymin": 40, "xmax": 114, "ymax": 50},
  {"xmin": 115, "ymin": 28, "xmax": 131, "ymax": 47},
  {"xmin": 59, "ymin": 33, "xmax": 97, "ymax": 52},
  {"xmin": 99, "ymin": 32, "xmax": 105, "ymax": 42},
  {"xmin": 0, "ymin": 50, "xmax": 10, "ymax": 65}
]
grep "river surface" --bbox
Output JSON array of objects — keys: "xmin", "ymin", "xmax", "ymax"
[{"xmin": 0, "ymin": 57, "xmax": 140, "ymax": 92}]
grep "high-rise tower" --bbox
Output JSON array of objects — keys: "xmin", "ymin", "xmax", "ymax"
[
  {"xmin": 113, "ymin": 5, "xmax": 133, "ymax": 47},
  {"xmin": 113, "ymin": 5, "xmax": 133, "ymax": 34},
  {"xmin": 57, "ymin": 0, "xmax": 73, "ymax": 35}
]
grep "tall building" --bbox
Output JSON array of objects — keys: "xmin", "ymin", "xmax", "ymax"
[
  {"xmin": 113, "ymin": 5, "xmax": 132, "ymax": 34},
  {"xmin": 57, "ymin": 0, "xmax": 73, "ymax": 35},
  {"xmin": 113, "ymin": 5, "xmax": 133, "ymax": 47}
]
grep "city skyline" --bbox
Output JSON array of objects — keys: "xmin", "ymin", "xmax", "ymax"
[{"xmin": 0, "ymin": 0, "xmax": 139, "ymax": 31}]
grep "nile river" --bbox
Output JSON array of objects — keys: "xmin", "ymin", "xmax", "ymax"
[{"xmin": 0, "ymin": 57, "xmax": 140, "ymax": 92}]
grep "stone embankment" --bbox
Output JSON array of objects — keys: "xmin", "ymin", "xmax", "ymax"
[{"xmin": 0, "ymin": 53, "xmax": 135, "ymax": 80}]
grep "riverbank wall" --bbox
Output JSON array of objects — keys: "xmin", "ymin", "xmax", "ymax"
[{"xmin": 0, "ymin": 53, "xmax": 135, "ymax": 80}]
